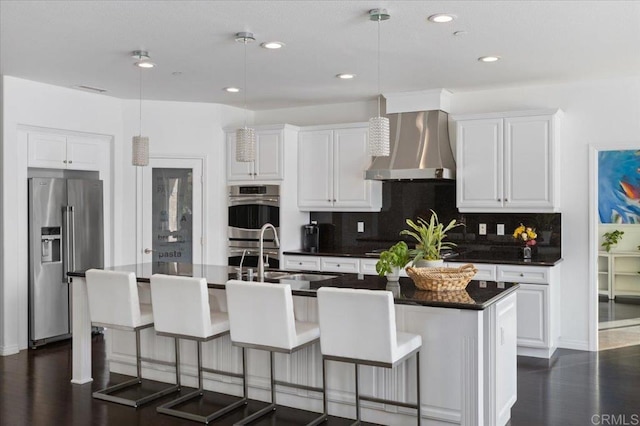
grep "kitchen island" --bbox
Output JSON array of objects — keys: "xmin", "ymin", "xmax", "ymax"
[{"xmin": 69, "ymin": 263, "xmax": 518, "ymax": 426}]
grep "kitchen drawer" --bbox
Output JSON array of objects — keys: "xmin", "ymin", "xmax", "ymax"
[
  {"xmin": 283, "ymin": 255, "xmax": 321, "ymax": 271},
  {"xmin": 360, "ymin": 258, "xmax": 379, "ymax": 275},
  {"xmin": 321, "ymin": 257, "xmax": 360, "ymax": 274},
  {"xmin": 497, "ymin": 265, "xmax": 549, "ymax": 284},
  {"xmin": 448, "ymin": 262, "xmax": 497, "ymax": 281}
]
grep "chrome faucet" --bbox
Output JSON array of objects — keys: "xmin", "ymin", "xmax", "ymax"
[{"xmin": 258, "ymin": 223, "xmax": 280, "ymax": 281}]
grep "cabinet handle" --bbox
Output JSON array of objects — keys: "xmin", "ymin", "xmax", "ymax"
[
  {"xmin": 68, "ymin": 160, "xmax": 73, "ymax": 164},
  {"xmin": 497, "ymin": 198, "xmax": 501, "ymax": 201},
  {"xmin": 327, "ymin": 199, "xmax": 331, "ymax": 202},
  {"xmin": 63, "ymin": 160, "xmax": 67, "ymax": 164},
  {"xmin": 337, "ymin": 264, "xmax": 341, "ymax": 267},
  {"xmin": 299, "ymin": 262, "xmax": 302, "ymax": 265},
  {"xmin": 333, "ymin": 199, "xmax": 336, "ymax": 202},
  {"xmin": 505, "ymin": 198, "xmax": 508, "ymax": 202},
  {"xmin": 520, "ymin": 273, "xmax": 524, "ymax": 277}
]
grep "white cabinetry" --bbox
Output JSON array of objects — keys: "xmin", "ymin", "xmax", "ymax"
[
  {"xmin": 27, "ymin": 131, "xmax": 102, "ymax": 171},
  {"xmin": 298, "ymin": 124, "xmax": 382, "ymax": 211},
  {"xmin": 598, "ymin": 251, "xmax": 640, "ymax": 299},
  {"xmin": 283, "ymin": 255, "xmax": 322, "ymax": 271},
  {"xmin": 454, "ymin": 109, "xmax": 560, "ymax": 213},
  {"xmin": 227, "ymin": 126, "xmax": 290, "ymax": 181}
]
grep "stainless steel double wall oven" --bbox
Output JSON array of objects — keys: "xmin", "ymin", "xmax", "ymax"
[{"xmin": 228, "ymin": 184, "xmax": 280, "ymax": 268}]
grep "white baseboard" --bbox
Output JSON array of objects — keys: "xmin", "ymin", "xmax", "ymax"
[
  {"xmin": 0, "ymin": 344, "xmax": 20, "ymax": 356},
  {"xmin": 557, "ymin": 337, "xmax": 590, "ymax": 352}
]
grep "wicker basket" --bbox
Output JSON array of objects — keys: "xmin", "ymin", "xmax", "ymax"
[{"xmin": 406, "ymin": 263, "xmax": 477, "ymax": 291}]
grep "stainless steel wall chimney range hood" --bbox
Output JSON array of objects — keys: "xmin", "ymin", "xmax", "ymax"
[{"xmin": 365, "ymin": 109, "xmax": 456, "ymax": 180}]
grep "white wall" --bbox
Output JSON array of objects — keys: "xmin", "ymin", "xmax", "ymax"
[
  {"xmin": 256, "ymin": 77, "xmax": 640, "ymax": 350},
  {"xmin": 1, "ymin": 76, "xmax": 123, "ymax": 354}
]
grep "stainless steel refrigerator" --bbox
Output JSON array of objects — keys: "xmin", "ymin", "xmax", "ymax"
[{"xmin": 28, "ymin": 178, "xmax": 104, "ymax": 348}]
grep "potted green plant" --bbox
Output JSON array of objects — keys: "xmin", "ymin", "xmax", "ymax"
[
  {"xmin": 602, "ymin": 230, "xmax": 624, "ymax": 252},
  {"xmin": 375, "ymin": 241, "xmax": 410, "ymax": 281},
  {"xmin": 400, "ymin": 210, "xmax": 462, "ymax": 267}
]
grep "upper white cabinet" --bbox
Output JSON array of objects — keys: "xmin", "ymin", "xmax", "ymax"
[
  {"xmin": 454, "ymin": 109, "xmax": 561, "ymax": 213},
  {"xmin": 226, "ymin": 127, "xmax": 286, "ymax": 181},
  {"xmin": 27, "ymin": 132, "xmax": 102, "ymax": 171},
  {"xmin": 298, "ymin": 124, "xmax": 382, "ymax": 211}
]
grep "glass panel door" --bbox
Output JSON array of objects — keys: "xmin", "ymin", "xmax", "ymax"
[
  {"xmin": 152, "ymin": 168, "xmax": 193, "ymax": 263},
  {"xmin": 139, "ymin": 158, "xmax": 203, "ymax": 265}
]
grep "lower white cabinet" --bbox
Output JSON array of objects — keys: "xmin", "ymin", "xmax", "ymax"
[
  {"xmin": 283, "ymin": 255, "xmax": 321, "ymax": 271},
  {"xmin": 320, "ymin": 257, "xmax": 360, "ymax": 273}
]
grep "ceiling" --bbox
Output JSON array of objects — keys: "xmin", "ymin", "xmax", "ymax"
[{"xmin": 2, "ymin": 1, "xmax": 640, "ymax": 110}]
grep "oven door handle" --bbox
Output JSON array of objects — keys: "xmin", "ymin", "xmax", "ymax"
[
  {"xmin": 229, "ymin": 248, "xmax": 279, "ymax": 256},
  {"xmin": 228, "ymin": 197, "xmax": 280, "ymax": 207}
]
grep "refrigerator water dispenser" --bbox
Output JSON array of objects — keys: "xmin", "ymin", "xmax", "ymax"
[{"xmin": 40, "ymin": 227, "xmax": 61, "ymax": 263}]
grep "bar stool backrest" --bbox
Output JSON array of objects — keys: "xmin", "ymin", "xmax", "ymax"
[
  {"xmin": 85, "ymin": 269, "xmax": 143, "ymax": 328},
  {"xmin": 150, "ymin": 274, "xmax": 212, "ymax": 339},
  {"xmin": 317, "ymin": 287, "xmax": 396, "ymax": 363},
  {"xmin": 226, "ymin": 280, "xmax": 297, "ymax": 350}
]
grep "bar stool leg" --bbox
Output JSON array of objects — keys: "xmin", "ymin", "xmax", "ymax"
[
  {"xmin": 175, "ymin": 338, "xmax": 181, "ymax": 388},
  {"xmin": 135, "ymin": 328, "xmax": 142, "ymax": 382},
  {"xmin": 416, "ymin": 351, "xmax": 421, "ymax": 425},
  {"xmin": 322, "ymin": 357, "xmax": 328, "ymax": 416},
  {"xmin": 197, "ymin": 341, "xmax": 204, "ymax": 393},
  {"xmin": 270, "ymin": 351, "xmax": 276, "ymax": 405},
  {"xmin": 242, "ymin": 347, "xmax": 247, "ymax": 398},
  {"xmin": 355, "ymin": 363, "xmax": 360, "ymax": 425}
]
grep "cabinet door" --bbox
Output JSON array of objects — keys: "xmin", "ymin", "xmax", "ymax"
[
  {"xmin": 456, "ymin": 119, "xmax": 503, "ymax": 210},
  {"xmin": 516, "ymin": 283, "xmax": 548, "ymax": 348},
  {"xmin": 255, "ymin": 130, "xmax": 283, "ymax": 180},
  {"xmin": 66, "ymin": 136, "xmax": 102, "ymax": 171},
  {"xmin": 27, "ymin": 132, "xmax": 68, "ymax": 169},
  {"xmin": 360, "ymin": 258, "xmax": 379, "ymax": 275},
  {"xmin": 226, "ymin": 132, "xmax": 254, "ymax": 181},
  {"xmin": 298, "ymin": 130, "xmax": 333, "ymax": 209},
  {"xmin": 504, "ymin": 115, "xmax": 555, "ymax": 209},
  {"xmin": 333, "ymin": 127, "xmax": 377, "ymax": 209}
]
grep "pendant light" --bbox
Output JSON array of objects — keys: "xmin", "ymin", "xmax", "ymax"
[
  {"xmin": 131, "ymin": 50, "xmax": 153, "ymax": 166},
  {"xmin": 235, "ymin": 32, "xmax": 256, "ymax": 162},
  {"xmin": 368, "ymin": 9, "xmax": 390, "ymax": 157}
]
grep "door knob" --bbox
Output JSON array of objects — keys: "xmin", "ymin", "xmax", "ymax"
[{"xmin": 144, "ymin": 248, "xmax": 154, "ymax": 254}]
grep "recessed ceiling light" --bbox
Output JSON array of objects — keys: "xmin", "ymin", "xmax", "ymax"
[
  {"xmin": 478, "ymin": 55, "xmax": 501, "ymax": 63},
  {"xmin": 428, "ymin": 13, "xmax": 456, "ymax": 23},
  {"xmin": 336, "ymin": 73, "xmax": 356, "ymax": 80},
  {"xmin": 224, "ymin": 87, "xmax": 241, "ymax": 93},
  {"xmin": 261, "ymin": 41, "xmax": 285, "ymax": 49}
]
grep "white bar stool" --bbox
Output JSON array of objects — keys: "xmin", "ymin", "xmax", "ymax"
[
  {"xmin": 150, "ymin": 274, "xmax": 248, "ymax": 424},
  {"xmin": 85, "ymin": 269, "xmax": 180, "ymax": 407},
  {"xmin": 317, "ymin": 287, "xmax": 423, "ymax": 425},
  {"xmin": 225, "ymin": 280, "xmax": 327, "ymax": 426}
]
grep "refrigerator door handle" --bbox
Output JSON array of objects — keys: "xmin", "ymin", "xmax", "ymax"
[
  {"xmin": 69, "ymin": 206, "xmax": 76, "ymax": 274},
  {"xmin": 62, "ymin": 206, "xmax": 76, "ymax": 282}
]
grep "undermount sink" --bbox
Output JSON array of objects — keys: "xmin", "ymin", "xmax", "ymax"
[{"xmin": 261, "ymin": 271, "xmax": 292, "ymax": 279}]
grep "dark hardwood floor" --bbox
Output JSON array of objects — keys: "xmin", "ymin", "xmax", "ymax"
[{"xmin": 1, "ymin": 335, "xmax": 639, "ymax": 425}]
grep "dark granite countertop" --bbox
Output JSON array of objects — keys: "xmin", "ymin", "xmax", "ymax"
[
  {"xmin": 68, "ymin": 262, "xmax": 519, "ymax": 311},
  {"xmin": 283, "ymin": 247, "xmax": 563, "ymax": 267}
]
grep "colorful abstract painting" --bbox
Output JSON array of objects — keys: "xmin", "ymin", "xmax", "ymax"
[{"xmin": 598, "ymin": 149, "xmax": 640, "ymax": 223}]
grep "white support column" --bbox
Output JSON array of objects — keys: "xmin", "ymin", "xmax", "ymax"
[{"xmin": 71, "ymin": 276, "xmax": 93, "ymax": 384}]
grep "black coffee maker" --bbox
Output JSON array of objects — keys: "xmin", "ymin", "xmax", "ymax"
[{"xmin": 302, "ymin": 222, "xmax": 320, "ymax": 253}]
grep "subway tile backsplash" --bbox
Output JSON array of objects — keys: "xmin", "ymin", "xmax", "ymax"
[{"xmin": 310, "ymin": 180, "xmax": 561, "ymax": 255}]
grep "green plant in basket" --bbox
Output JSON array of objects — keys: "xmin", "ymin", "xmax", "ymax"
[
  {"xmin": 375, "ymin": 241, "xmax": 410, "ymax": 277},
  {"xmin": 400, "ymin": 210, "xmax": 462, "ymax": 264}
]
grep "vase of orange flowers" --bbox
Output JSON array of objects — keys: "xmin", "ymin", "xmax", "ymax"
[{"xmin": 513, "ymin": 224, "xmax": 537, "ymax": 260}]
